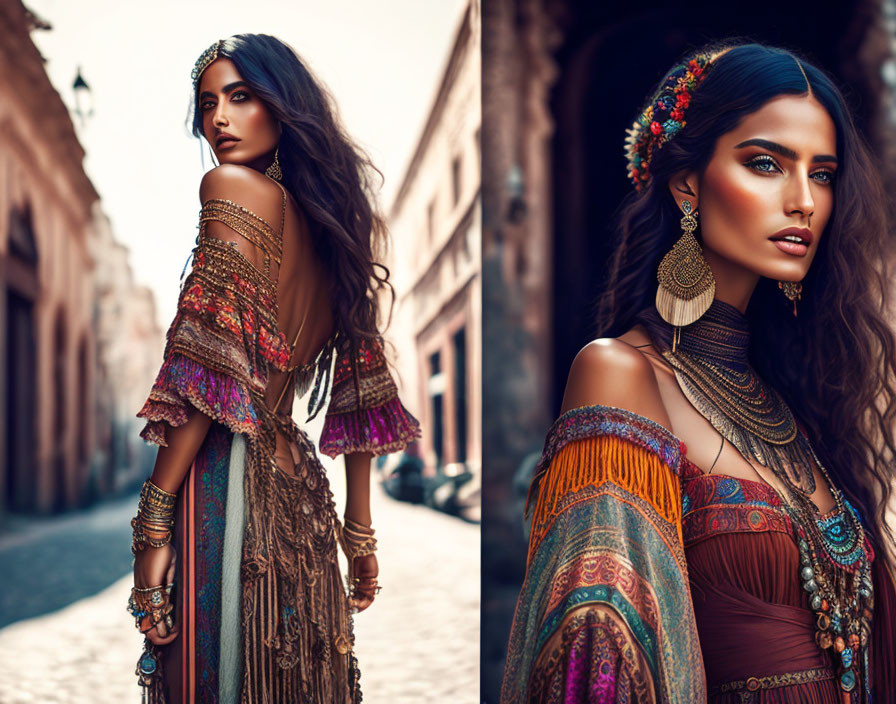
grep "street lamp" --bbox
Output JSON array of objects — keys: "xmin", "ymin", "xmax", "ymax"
[
  {"xmin": 72, "ymin": 66, "xmax": 94, "ymax": 126},
  {"xmin": 505, "ymin": 163, "xmax": 527, "ymax": 224}
]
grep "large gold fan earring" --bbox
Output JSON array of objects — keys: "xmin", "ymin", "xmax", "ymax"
[{"xmin": 656, "ymin": 199, "xmax": 716, "ymax": 349}]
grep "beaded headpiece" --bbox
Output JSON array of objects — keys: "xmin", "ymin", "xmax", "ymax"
[
  {"xmin": 624, "ymin": 51, "xmax": 718, "ymax": 192},
  {"xmin": 191, "ymin": 39, "xmax": 225, "ymax": 87}
]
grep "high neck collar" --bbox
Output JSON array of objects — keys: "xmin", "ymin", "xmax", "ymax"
[
  {"xmin": 638, "ymin": 299, "xmax": 750, "ymax": 368},
  {"xmin": 678, "ymin": 299, "xmax": 750, "ymax": 366}
]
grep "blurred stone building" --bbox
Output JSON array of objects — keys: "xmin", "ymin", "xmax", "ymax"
[
  {"xmin": 481, "ymin": 0, "xmax": 896, "ymax": 698},
  {"xmin": 387, "ymin": 0, "xmax": 481, "ymax": 505},
  {"xmin": 0, "ymin": 0, "xmax": 161, "ymax": 521},
  {"xmin": 90, "ymin": 206, "xmax": 164, "ymax": 495}
]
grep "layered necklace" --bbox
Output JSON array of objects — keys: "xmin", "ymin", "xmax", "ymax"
[{"xmin": 639, "ymin": 300, "xmax": 875, "ymax": 700}]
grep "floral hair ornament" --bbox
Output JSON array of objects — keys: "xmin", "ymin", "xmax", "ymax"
[
  {"xmin": 191, "ymin": 39, "xmax": 225, "ymax": 88},
  {"xmin": 624, "ymin": 51, "xmax": 718, "ymax": 192}
]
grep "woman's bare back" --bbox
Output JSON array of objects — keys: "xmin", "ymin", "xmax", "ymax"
[{"xmin": 264, "ymin": 190, "xmax": 335, "ymax": 475}]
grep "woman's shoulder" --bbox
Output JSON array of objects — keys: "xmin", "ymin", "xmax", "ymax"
[
  {"xmin": 199, "ymin": 164, "xmax": 286, "ymax": 227},
  {"xmin": 561, "ymin": 326, "xmax": 672, "ymax": 430}
]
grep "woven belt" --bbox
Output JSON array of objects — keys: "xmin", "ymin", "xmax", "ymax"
[{"xmin": 711, "ymin": 666, "xmax": 836, "ymax": 701}]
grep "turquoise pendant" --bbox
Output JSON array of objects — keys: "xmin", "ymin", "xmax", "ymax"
[
  {"xmin": 840, "ymin": 669, "xmax": 856, "ymax": 692},
  {"xmin": 841, "ymin": 646, "xmax": 853, "ymax": 668},
  {"xmin": 139, "ymin": 653, "xmax": 157, "ymax": 675}
]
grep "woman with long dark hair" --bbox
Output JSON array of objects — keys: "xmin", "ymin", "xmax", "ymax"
[
  {"xmin": 128, "ymin": 34, "xmax": 419, "ymax": 703},
  {"xmin": 502, "ymin": 42, "xmax": 896, "ymax": 703}
]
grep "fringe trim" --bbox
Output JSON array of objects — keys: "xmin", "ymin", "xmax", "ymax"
[
  {"xmin": 137, "ymin": 353, "xmax": 260, "ymax": 447},
  {"xmin": 319, "ymin": 397, "xmax": 422, "ymax": 458},
  {"xmin": 240, "ymin": 424, "xmax": 360, "ymax": 703},
  {"xmin": 656, "ymin": 282, "xmax": 715, "ymax": 327},
  {"xmin": 529, "ymin": 435, "xmax": 683, "ymax": 562}
]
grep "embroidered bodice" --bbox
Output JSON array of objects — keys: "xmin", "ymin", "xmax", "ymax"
[{"xmin": 679, "ymin": 456, "xmax": 874, "ymax": 568}]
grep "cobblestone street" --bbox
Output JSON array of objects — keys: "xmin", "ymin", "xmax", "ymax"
[{"xmin": 0, "ymin": 452, "xmax": 479, "ymax": 703}]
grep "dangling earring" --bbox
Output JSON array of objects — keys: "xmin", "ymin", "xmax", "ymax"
[
  {"xmin": 265, "ymin": 146, "xmax": 282, "ymax": 182},
  {"xmin": 656, "ymin": 199, "xmax": 716, "ymax": 350},
  {"xmin": 778, "ymin": 280, "xmax": 802, "ymax": 317}
]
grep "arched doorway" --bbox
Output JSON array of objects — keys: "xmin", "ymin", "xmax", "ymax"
[{"xmin": 3, "ymin": 206, "xmax": 39, "ymax": 514}]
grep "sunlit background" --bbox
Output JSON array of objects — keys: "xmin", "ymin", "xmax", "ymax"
[{"xmin": 0, "ymin": 0, "xmax": 480, "ymax": 701}]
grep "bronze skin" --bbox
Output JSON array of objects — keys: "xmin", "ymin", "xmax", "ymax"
[
  {"xmin": 135, "ymin": 56, "xmax": 379, "ymax": 648},
  {"xmin": 667, "ymin": 94, "xmax": 837, "ymax": 313},
  {"xmin": 198, "ymin": 57, "xmax": 280, "ymax": 172},
  {"xmin": 198, "ymin": 55, "xmax": 381, "ymax": 618},
  {"xmin": 563, "ymin": 93, "xmax": 841, "ymax": 510}
]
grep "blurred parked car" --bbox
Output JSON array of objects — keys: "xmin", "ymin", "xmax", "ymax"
[
  {"xmin": 378, "ymin": 451, "xmax": 425, "ymax": 503},
  {"xmin": 376, "ymin": 446, "xmax": 480, "ymax": 522}
]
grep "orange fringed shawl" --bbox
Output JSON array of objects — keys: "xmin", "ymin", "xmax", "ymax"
[{"xmin": 503, "ymin": 404, "xmax": 705, "ymax": 704}]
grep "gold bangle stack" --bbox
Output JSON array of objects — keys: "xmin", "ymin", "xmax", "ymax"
[
  {"xmin": 340, "ymin": 517, "xmax": 377, "ymax": 558},
  {"xmin": 131, "ymin": 479, "xmax": 177, "ymax": 555},
  {"xmin": 339, "ymin": 518, "xmax": 381, "ymax": 606}
]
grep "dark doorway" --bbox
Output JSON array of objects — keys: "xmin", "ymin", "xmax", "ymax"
[
  {"xmin": 453, "ymin": 327, "xmax": 468, "ymax": 463},
  {"xmin": 52, "ymin": 312, "xmax": 67, "ymax": 513},
  {"xmin": 4, "ymin": 291, "xmax": 37, "ymax": 512},
  {"xmin": 4, "ymin": 205, "xmax": 39, "ymax": 514}
]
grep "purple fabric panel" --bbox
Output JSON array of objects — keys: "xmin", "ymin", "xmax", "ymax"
[
  {"xmin": 138, "ymin": 352, "xmax": 259, "ymax": 446},
  {"xmin": 319, "ymin": 396, "xmax": 420, "ymax": 458}
]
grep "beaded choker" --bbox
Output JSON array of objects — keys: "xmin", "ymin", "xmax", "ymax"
[{"xmin": 637, "ymin": 300, "xmax": 875, "ymax": 698}]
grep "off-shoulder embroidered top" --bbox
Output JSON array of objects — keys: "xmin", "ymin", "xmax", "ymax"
[{"xmin": 137, "ymin": 179, "xmax": 420, "ymax": 458}]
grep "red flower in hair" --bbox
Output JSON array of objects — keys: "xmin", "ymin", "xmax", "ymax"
[
  {"xmin": 671, "ymin": 108, "xmax": 684, "ymax": 121},
  {"xmin": 650, "ymin": 121, "xmax": 663, "ymax": 135},
  {"xmin": 676, "ymin": 92, "xmax": 691, "ymax": 108}
]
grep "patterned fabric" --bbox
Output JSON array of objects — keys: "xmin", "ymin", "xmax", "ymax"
[
  {"xmin": 158, "ymin": 423, "xmax": 232, "ymax": 702},
  {"xmin": 680, "ymin": 459, "xmax": 793, "ymax": 547},
  {"xmin": 137, "ymin": 228, "xmax": 289, "ymax": 446},
  {"xmin": 136, "ymin": 184, "xmax": 417, "ymax": 703},
  {"xmin": 502, "ymin": 403, "xmax": 706, "ymax": 704},
  {"xmin": 320, "ymin": 335, "xmax": 421, "ymax": 458}
]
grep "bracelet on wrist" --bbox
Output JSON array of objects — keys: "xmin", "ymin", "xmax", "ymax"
[
  {"xmin": 340, "ymin": 517, "xmax": 377, "ymax": 559},
  {"xmin": 131, "ymin": 480, "xmax": 177, "ymax": 554}
]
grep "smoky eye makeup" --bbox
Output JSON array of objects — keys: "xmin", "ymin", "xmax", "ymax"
[
  {"xmin": 744, "ymin": 154, "xmax": 780, "ymax": 174},
  {"xmin": 743, "ymin": 153, "xmax": 836, "ymax": 185}
]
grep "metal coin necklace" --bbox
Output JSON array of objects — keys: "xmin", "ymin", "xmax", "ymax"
[
  {"xmin": 660, "ymin": 299, "xmax": 817, "ymax": 495},
  {"xmin": 638, "ymin": 299, "xmax": 875, "ymax": 699}
]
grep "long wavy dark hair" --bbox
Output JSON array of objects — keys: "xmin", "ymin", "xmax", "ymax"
[
  {"xmin": 190, "ymin": 34, "xmax": 392, "ymax": 346},
  {"xmin": 598, "ymin": 42, "xmax": 896, "ymax": 562}
]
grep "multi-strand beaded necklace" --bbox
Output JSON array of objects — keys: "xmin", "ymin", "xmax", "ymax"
[{"xmin": 640, "ymin": 300, "xmax": 874, "ymax": 699}]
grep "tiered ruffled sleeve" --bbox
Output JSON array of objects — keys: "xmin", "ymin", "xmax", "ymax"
[
  {"xmin": 137, "ymin": 202, "xmax": 291, "ymax": 447},
  {"xmin": 501, "ymin": 404, "xmax": 706, "ymax": 704},
  {"xmin": 319, "ymin": 335, "xmax": 421, "ymax": 458}
]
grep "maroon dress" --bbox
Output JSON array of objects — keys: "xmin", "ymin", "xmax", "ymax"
[{"xmin": 680, "ymin": 456, "xmax": 896, "ymax": 703}]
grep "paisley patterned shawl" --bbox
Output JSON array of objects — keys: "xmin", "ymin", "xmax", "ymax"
[{"xmin": 502, "ymin": 404, "xmax": 706, "ymax": 704}]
